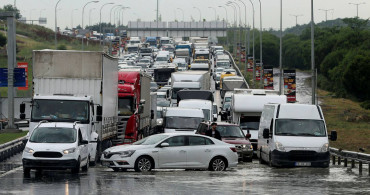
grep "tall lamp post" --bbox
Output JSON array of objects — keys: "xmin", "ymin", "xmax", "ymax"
[
  {"xmin": 208, "ymin": 7, "xmax": 217, "ymax": 21},
  {"xmin": 177, "ymin": 8, "xmax": 185, "ymax": 21},
  {"xmin": 82, "ymin": 1, "xmax": 99, "ymax": 50},
  {"xmin": 257, "ymin": 0, "xmax": 263, "ymax": 85},
  {"xmin": 279, "ymin": 0, "xmax": 283, "ymax": 95},
  {"xmin": 226, "ymin": 3, "xmax": 237, "ymax": 57},
  {"xmin": 55, "ymin": 0, "xmax": 62, "ymax": 49},
  {"xmin": 236, "ymin": 0, "xmax": 247, "ymax": 76},
  {"xmin": 120, "ymin": 7, "xmax": 130, "ymax": 27},
  {"xmin": 349, "ymin": 2, "xmax": 366, "ymax": 18},
  {"xmin": 228, "ymin": 1, "xmax": 242, "ymax": 65},
  {"xmin": 247, "ymin": 0, "xmax": 255, "ymax": 87},
  {"xmin": 193, "ymin": 7, "xmax": 202, "ymax": 22},
  {"xmin": 113, "ymin": 6, "xmax": 123, "ymax": 27},
  {"xmin": 100, "ymin": 3, "xmax": 114, "ymax": 46},
  {"xmin": 218, "ymin": 6, "xmax": 228, "ymax": 25},
  {"xmin": 290, "ymin": 14, "xmax": 303, "ymax": 26},
  {"xmin": 311, "ymin": 0, "xmax": 316, "ymax": 105},
  {"xmin": 110, "ymin": 5, "xmax": 122, "ymax": 32},
  {"xmin": 318, "ymin": 9, "xmax": 333, "ymax": 22}
]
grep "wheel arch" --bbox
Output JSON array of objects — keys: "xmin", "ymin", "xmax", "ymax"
[{"xmin": 209, "ymin": 155, "xmax": 229, "ymax": 169}]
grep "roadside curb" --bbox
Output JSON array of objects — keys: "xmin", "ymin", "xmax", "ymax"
[{"xmin": 0, "ymin": 136, "xmax": 26, "ymax": 163}]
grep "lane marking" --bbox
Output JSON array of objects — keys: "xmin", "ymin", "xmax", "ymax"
[{"xmin": 0, "ymin": 166, "xmax": 22, "ymax": 178}]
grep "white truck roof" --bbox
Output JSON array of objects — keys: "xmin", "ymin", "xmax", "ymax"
[
  {"xmin": 165, "ymin": 107, "xmax": 204, "ymax": 118},
  {"xmin": 233, "ymin": 93, "xmax": 287, "ymax": 113},
  {"xmin": 179, "ymin": 99, "xmax": 212, "ymax": 109},
  {"xmin": 277, "ymin": 104, "xmax": 323, "ymax": 120}
]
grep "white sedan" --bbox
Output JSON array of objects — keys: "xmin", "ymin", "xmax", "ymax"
[{"xmin": 101, "ymin": 133, "xmax": 238, "ymax": 172}]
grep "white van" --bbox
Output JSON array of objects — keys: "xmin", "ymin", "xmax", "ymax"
[
  {"xmin": 163, "ymin": 107, "xmax": 205, "ymax": 133},
  {"xmin": 257, "ymin": 104, "xmax": 337, "ymax": 167},
  {"xmin": 178, "ymin": 99, "xmax": 214, "ymax": 122},
  {"xmin": 22, "ymin": 122, "xmax": 90, "ymax": 174}
]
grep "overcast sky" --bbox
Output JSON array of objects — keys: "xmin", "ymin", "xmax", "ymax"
[{"xmin": 2, "ymin": 0, "xmax": 370, "ymax": 31}]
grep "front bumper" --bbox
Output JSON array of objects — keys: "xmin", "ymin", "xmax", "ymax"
[
  {"xmin": 235, "ymin": 147, "xmax": 253, "ymax": 159},
  {"xmin": 271, "ymin": 150, "xmax": 330, "ymax": 167},
  {"xmin": 100, "ymin": 154, "xmax": 136, "ymax": 169},
  {"xmin": 22, "ymin": 158, "xmax": 78, "ymax": 169}
]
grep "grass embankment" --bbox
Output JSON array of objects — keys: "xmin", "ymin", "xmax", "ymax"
[
  {"xmin": 319, "ymin": 90, "xmax": 370, "ymax": 153},
  {"xmin": 0, "ymin": 131, "xmax": 28, "ymax": 144},
  {"xmin": 0, "ymin": 21, "xmax": 102, "ymax": 97}
]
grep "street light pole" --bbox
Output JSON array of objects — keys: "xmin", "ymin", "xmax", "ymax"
[
  {"xmin": 110, "ymin": 5, "xmax": 122, "ymax": 33},
  {"xmin": 218, "ymin": 6, "xmax": 228, "ymax": 25},
  {"xmin": 290, "ymin": 14, "xmax": 303, "ymax": 26},
  {"xmin": 247, "ymin": 0, "xmax": 255, "ymax": 87},
  {"xmin": 100, "ymin": 3, "xmax": 114, "ymax": 46},
  {"xmin": 349, "ymin": 2, "xmax": 366, "ymax": 18},
  {"xmin": 82, "ymin": 1, "xmax": 99, "ymax": 50},
  {"xmin": 236, "ymin": 0, "xmax": 247, "ymax": 76},
  {"xmin": 177, "ymin": 8, "xmax": 185, "ymax": 21},
  {"xmin": 257, "ymin": 0, "xmax": 263, "ymax": 85},
  {"xmin": 229, "ymin": 1, "xmax": 242, "ymax": 66},
  {"xmin": 227, "ymin": 4, "xmax": 237, "ymax": 58},
  {"xmin": 208, "ymin": 7, "xmax": 217, "ymax": 21},
  {"xmin": 218, "ymin": 6, "xmax": 229, "ymax": 47},
  {"xmin": 311, "ymin": 0, "xmax": 316, "ymax": 105},
  {"xmin": 55, "ymin": 0, "xmax": 62, "ymax": 49},
  {"xmin": 279, "ymin": 0, "xmax": 283, "ymax": 95},
  {"xmin": 29, "ymin": 9, "xmax": 36, "ymax": 25},
  {"xmin": 318, "ymin": 9, "xmax": 333, "ymax": 22},
  {"xmin": 193, "ymin": 7, "xmax": 202, "ymax": 22}
]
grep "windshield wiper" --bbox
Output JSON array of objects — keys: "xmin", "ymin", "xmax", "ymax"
[
  {"xmin": 277, "ymin": 132, "xmax": 297, "ymax": 136},
  {"xmin": 296, "ymin": 133, "xmax": 316, "ymax": 136}
]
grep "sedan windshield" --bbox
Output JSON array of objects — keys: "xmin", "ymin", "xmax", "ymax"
[
  {"xmin": 217, "ymin": 126, "xmax": 245, "ymax": 138},
  {"xmin": 133, "ymin": 134, "xmax": 169, "ymax": 145},
  {"xmin": 165, "ymin": 116, "xmax": 203, "ymax": 129},
  {"xmin": 30, "ymin": 127, "xmax": 76, "ymax": 143},
  {"xmin": 275, "ymin": 119, "xmax": 326, "ymax": 137}
]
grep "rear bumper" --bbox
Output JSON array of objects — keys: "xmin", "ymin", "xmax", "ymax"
[
  {"xmin": 271, "ymin": 150, "xmax": 330, "ymax": 167},
  {"xmin": 22, "ymin": 158, "xmax": 78, "ymax": 169}
]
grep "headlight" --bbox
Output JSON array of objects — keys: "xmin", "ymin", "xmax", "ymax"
[
  {"xmin": 250, "ymin": 145, "xmax": 253, "ymax": 150},
  {"xmin": 63, "ymin": 148, "xmax": 76, "ymax": 154},
  {"xmin": 320, "ymin": 143, "xmax": 329, "ymax": 152},
  {"xmin": 24, "ymin": 147, "xmax": 34, "ymax": 154},
  {"xmin": 119, "ymin": 150, "xmax": 135, "ymax": 157},
  {"xmin": 242, "ymin": 144, "xmax": 247, "ymax": 148},
  {"xmin": 275, "ymin": 142, "xmax": 285, "ymax": 152}
]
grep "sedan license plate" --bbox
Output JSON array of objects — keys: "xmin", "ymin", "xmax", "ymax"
[
  {"xmin": 295, "ymin": 162, "xmax": 311, "ymax": 167},
  {"xmin": 101, "ymin": 161, "xmax": 110, "ymax": 166}
]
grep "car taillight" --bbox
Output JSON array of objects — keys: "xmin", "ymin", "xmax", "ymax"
[{"xmin": 230, "ymin": 147, "xmax": 237, "ymax": 152}]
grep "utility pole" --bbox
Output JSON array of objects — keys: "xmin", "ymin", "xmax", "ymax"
[
  {"xmin": 349, "ymin": 2, "xmax": 366, "ymax": 18},
  {"xmin": 156, "ymin": 0, "xmax": 159, "ymax": 22},
  {"xmin": 55, "ymin": 0, "xmax": 62, "ymax": 49},
  {"xmin": 318, "ymin": 9, "xmax": 333, "ymax": 22},
  {"xmin": 290, "ymin": 14, "xmax": 303, "ymax": 26},
  {"xmin": 279, "ymin": 0, "xmax": 283, "ymax": 95},
  {"xmin": 0, "ymin": 12, "xmax": 18, "ymax": 130}
]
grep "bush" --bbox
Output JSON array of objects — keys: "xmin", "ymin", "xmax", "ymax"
[
  {"xmin": 57, "ymin": 44, "xmax": 67, "ymax": 50},
  {"xmin": 0, "ymin": 33, "xmax": 6, "ymax": 47},
  {"xmin": 360, "ymin": 101, "xmax": 370, "ymax": 110}
]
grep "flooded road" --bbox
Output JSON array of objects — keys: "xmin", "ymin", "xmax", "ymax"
[{"xmin": 1, "ymin": 158, "xmax": 369, "ymax": 195}]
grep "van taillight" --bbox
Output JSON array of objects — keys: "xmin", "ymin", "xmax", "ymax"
[{"xmin": 230, "ymin": 147, "xmax": 237, "ymax": 152}]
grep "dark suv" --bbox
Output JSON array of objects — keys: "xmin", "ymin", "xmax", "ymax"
[{"xmin": 196, "ymin": 122, "xmax": 253, "ymax": 162}]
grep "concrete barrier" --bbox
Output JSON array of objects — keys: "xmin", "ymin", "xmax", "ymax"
[{"xmin": 0, "ymin": 136, "xmax": 26, "ymax": 162}]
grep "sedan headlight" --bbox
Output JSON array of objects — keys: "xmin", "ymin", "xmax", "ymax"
[
  {"xmin": 320, "ymin": 143, "xmax": 329, "ymax": 152},
  {"xmin": 242, "ymin": 144, "xmax": 247, "ymax": 148},
  {"xmin": 275, "ymin": 142, "xmax": 285, "ymax": 152},
  {"xmin": 24, "ymin": 147, "xmax": 34, "ymax": 154},
  {"xmin": 63, "ymin": 148, "xmax": 76, "ymax": 154},
  {"xmin": 119, "ymin": 150, "xmax": 135, "ymax": 157}
]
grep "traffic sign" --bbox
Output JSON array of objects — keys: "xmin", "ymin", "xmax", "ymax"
[{"xmin": 0, "ymin": 68, "xmax": 26, "ymax": 87}]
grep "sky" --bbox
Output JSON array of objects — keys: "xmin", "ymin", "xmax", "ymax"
[{"xmin": 1, "ymin": 0, "xmax": 370, "ymax": 31}]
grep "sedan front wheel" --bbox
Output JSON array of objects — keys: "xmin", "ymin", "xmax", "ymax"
[
  {"xmin": 209, "ymin": 157, "xmax": 227, "ymax": 171},
  {"xmin": 134, "ymin": 156, "xmax": 153, "ymax": 172}
]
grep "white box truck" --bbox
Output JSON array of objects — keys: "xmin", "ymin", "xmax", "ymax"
[
  {"xmin": 20, "ymin": 50, "xmax": 118, "ymax": 166},
  {"xmin": 231, "ymin": 89, "xmax": 287, "ymax": 153},
  {"xmin": 257, "ymin": 104, "xmax": 337, "ymax": 167},
  {"xmin": 170, "ymin": 71, "xmax": 210, "ymax": 107}
]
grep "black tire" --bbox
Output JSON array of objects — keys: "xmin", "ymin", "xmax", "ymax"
[
  {"xmin": 209, "ymin": 157, "xmax": 227, "ymax": 171},
  {"xmin": 112, "ymin": 167, "xmax": 120, "ymax": 172},
  {"xmin": 82, "ymin": 157, "xmax": 89, "ymax": 172},
  {"xmin": 23, "ymin": 167, "xmax": 30, "ymax": 175},
  {"xmin": 259, "ymin": 150, "xmax": 265, "ymax": 164},
  {"xmin": 134, "ymin": 156, "xmax": 153, "ymax": 172},
  {"xmin": 243, "ymin": 156, "xmax": 253, "ymax": 162},
  {"xmin": 71, "ymin": 157, "xmax": 80, "ymax": 174},
  {"xmin": 268, "ymin": 152, "xmax": 274, "ymax": 167}
]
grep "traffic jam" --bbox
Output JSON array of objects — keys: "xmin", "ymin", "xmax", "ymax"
[{"xmin": 20, "ymin": 36, "xmax": 337, "ymax": 175}]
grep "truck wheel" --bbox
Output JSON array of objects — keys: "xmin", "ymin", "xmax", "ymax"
[
  {"xmin": 71, "ymin": 157, "xmax": 81, "ymax": 174},
  {"xmin": 82, "ymin": 156, "xmax": 89, "ymax": 172},
  {"xmin": 259, "ymin": 150, "xmax": 265, "ymax": 164},
  {"xmin": 268, "ymin": 152, "xmax": 275, "ymax": 167},
  {"xmin": 243, "ymin": 156, "xmax": 252, "ymax": 162},
  {"xmin": 23, "ymin": 166, "xmax": 30, "ymax": 176},
  {"xmin": 112, "ymin": 167, "xmax": 120, "ymax": 172}
]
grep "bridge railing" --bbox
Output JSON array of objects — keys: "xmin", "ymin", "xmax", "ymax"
[
  {"xmin": 0, "ymin": 136, "xmax": 26, "ymax": 163},
  {"xmin": 330, "ymin": 147, "xmax": 370, "ymax": 175},
  {"xmin": 224, "ymin": 50, "xmax": 250, "ymax": 89}
]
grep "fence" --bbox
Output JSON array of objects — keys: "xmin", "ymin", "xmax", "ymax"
[
  {"xmin": 330, "ymin": 147, "xmax": 370, "ymax": 175},
  {"xmin": 0, "ymin": 136, "xmax": 26, "ymax": 163}
]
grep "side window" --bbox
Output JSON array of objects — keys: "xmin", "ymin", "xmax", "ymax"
[
  {"xmin": 78, "ymin": 130, "xmax": 82, "ymax": 145},
  {"xmin": 165, "ymin": 136, "xmax": 185, "ymax": 147},
  {"xmin": 205, "ymin": 138, "xmax": 214, "ymax": 145},
  {"xmin": 188, "ymin": 136, "xmax": 206, "ymax": 146}
]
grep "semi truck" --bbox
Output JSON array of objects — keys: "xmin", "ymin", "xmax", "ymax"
[
  {"xmin": 146, "ymin": 37, "xmax": 157, "ymax": 47},
  {"xmin": 153, "ymin": 67, "xmax": 176, "ymax": 86},
  {"xmin": 116, "ymin": 70, "xmax": 155, "ymax": 145},
  {"xmin": 20, "ymin": 50, "xmax": 118, "ymax": 165},
  {"xmin": 170, "ymin": 71, "xmax": 210, "ymax": 107}
]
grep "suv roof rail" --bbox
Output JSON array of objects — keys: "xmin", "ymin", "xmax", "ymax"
[{"xmin": 36, "ymin": 120, "xmax": 49, "ymax": 128}]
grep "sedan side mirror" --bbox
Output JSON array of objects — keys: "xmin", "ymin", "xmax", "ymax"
[
  {"xmin": 329, "ymin": 130, "xmax": 337, "ymax": 141},
  {"xmin": 263, "ymin": 128, "xmax": 270, "ymax": 139},
  {"xmin": 160, "ymin": 142, "xmax": 169, "ymax": 147},
  {"xmin": 81, "ymin": 140, "xmax": 89, "ymax": 145},
  {"xmin": 246, "ymin": 133, "xmax": 251, "ymax": 139}
]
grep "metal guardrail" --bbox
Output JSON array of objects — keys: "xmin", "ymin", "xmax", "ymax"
[
  {"xmin": 330, "ymin": 147, "xmax": 370, "ymax": 175},
  {"xmin": 0, "ymin": 136, "xmax": 26, "ymax": 163},
  {"xmin": 224, "ymin": 50, "xmax": 250, "ymax": 89}
]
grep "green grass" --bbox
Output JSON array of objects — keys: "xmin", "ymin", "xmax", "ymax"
[
  {"xmin": 0, "ymin": 131, "xmax": 28, "ymax": 144},
  {"xmin": 319, "ymin": 89, "xmax": 370, "ymax": 153}
]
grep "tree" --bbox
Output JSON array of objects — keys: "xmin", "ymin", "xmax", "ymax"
[
  {"xmin": 0, "ymin": 4, "xmax": 21, "ymax": 19},
  {"xmin": 0, "ymin": 33, "xmax": 6, "ymax": 47}
]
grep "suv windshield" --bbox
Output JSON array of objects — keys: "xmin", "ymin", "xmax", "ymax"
[
  {"xmin": 165, "ymin": 116, "xmax": 203, "ymax": 129},
  {"xmin": 30, "ymin": 127, "xmax": 77, "ymax": 143},
  {"xmin": 133, "ymin": 134, "xmax": 169, "ymax": 145},
  {"xmin": 217, "ymin": 125, "xmax": 245, "ymax": 138},
  {"xmin": 275, "ymin": 119, "xmax": 326, "ymax": 137}
]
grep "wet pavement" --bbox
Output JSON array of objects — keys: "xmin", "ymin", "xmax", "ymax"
[{"xmin": 1, "ymin": 157, "xmax": 369, "ymax": 195}]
